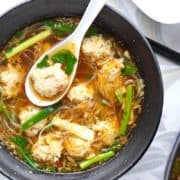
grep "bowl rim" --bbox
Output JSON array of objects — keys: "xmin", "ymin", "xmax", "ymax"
[
  {"xmin": 0, "ymin": 0, "xmax": 164, "ymax": 179},
  {"xmin": 164, "ymin": 134, "xmax": 180, "ymax": 180}
]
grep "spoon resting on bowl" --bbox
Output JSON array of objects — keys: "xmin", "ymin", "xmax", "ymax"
[{"xmin": 25, "ymin": 0, "xmax": 106, "ymax": 107}]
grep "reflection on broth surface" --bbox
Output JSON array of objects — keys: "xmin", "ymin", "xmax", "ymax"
[{"xmin": 0, "ymin": 17, "xmax": 144, "ymax": 172}]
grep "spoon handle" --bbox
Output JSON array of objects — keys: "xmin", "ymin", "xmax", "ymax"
[{"xmin": 72, "ymin": 0, "xmax": 106, "ymax": 43}]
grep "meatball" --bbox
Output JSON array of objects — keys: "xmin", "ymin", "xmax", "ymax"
[
  {"xmin": 32, "ymin": 133, "xmax": 63, "ymax": 163},
  {"xmin": 18, "ymin": 105, "xmax": 47, "ymax": 137},
  {"xmin": 67, "ymin": 84, "xmax": 94, "ymax": 102},
  {"xmin": 64, "ymin": 135, "xmax": 90, "ymax": 157},
  {"xmin": 81, "ymin": 35, "xmax": 114, "ymax": 62},
  {"xmin": 92, "ymin": 117, "xmax": 119, "ymax": 146},
  {"xmin": 30, "ymin": 63, "xmax": 68, "ymax": 98},
  {"xmin": 0, "ymin": 64, "xmax": 25, "ymax": 99}
]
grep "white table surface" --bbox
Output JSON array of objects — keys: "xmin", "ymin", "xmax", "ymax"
[{"xmin": 0, "ymin": 1, "xmax": 180, "ymax": 180}]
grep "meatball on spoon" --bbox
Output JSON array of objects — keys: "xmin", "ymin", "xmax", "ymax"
[{"xmin": 25, "ymin": 0, "xmax": 106, "ymax": 106}]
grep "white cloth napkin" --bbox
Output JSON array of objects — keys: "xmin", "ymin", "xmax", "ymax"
[{"xmin": 0, "ymin": 1, "xmax": 179, "ymax": 180}]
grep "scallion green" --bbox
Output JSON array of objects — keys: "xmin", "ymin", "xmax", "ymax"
[
  {"xmin": 21, "ymin": 104, "xmax": 59, "ymax": 131},
  {"xmin": 80, "ymin": 151, "xmax": 114, "ymax": 170},
  {"xmin": 119, "ymin": 85, "xmax": 133, "ymax": 135},
  {"xmin": 5, "ymin": 29, "xmax": 51, "ymax": 59},
  {"xmin": 115, "ymin": 89, "xmax": 123, "ymax": 104},
  {"xmin": 122, "ymin": 62, "xmax": 138, "ymax": 76}
]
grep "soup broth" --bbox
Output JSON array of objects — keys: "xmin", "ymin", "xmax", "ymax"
[{"xmin": 0, "ymin": 17, "xmax": 144, "ymax": 172}]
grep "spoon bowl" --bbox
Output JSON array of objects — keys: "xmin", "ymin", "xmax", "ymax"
[
  {"xmin": 25, "ymin": 0, "xmax": 106, "ymax": 106},
  {"xmin": 25, "ymin": 37, "xmax": 80, "ymax": 106}
]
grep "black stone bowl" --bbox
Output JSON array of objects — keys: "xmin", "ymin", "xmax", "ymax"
[
  {"xmin": 0, "ymin": 0, "xmax": 163, "ymax": 179},
  {"xmin": 165, "ymin": 135, "xmax": 180, "ymax": 180}
]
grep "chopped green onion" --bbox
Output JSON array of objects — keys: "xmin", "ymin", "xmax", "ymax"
[
  {"xmin": 45, "ymin": 20, "xmax": 100, "ymax": 37},
  {"xmin": 10, "ymin": 136, "xmax": 39, "ymax": 169},
  {"xmin": 5, "ymin": 21, "xmax": 100, "ymax": 59},
  {"xmin": 47, "ymin": 167, "xmax": 57, "ymax": 172},
  {"xmin": 10, "ymin": 135, "xmax": 28, "ymax": 149},
  {"xmin": 0, "ymin": 99, "xmax": 17, "ymax": 122},
  {"xmin": 44, "ymin": 21, "xmax": 76, "ymax": 36},
  {"xmin": 37, "ymin": 55, "xmax": 50, "ymax": 68},
  {"xmin": 6, "ymin": 48, "xmax": 13, "ymax": 54},
  {"xmin": 43, "ymin": 123, "xmax": 54, "ymax": 133},
  {"xmin": 102, "ymin": 141, "xmax": 121, "ymax": 152},
  {"xmin": 15, "ymin": 30, "xmax": 23, "ymax": 38},
  {"xmin": 115, "ymin": 89, "xmax": 123, "ymax": 104},
  {"xmin": 122, "ymin": 62, "xmax": 138, "ymax": 76},
  {"xmin": 86, "ymin": 74, "xmax": 93, "ymax": 80},
  {"xmin": 44, "ymin": 166, "xmax": 57, "ymax": 172},
  {"xmin": 17, "ymin": 147, "xmax": 39, "ymax": 169},
  {"xmin": 0, "ymin": 99, "xmax": 11, "ymax": 120},
  {"xmin": 119, "ymin": 85, "xmax": 133, "ymax": 135},
  {"xmin": 86, "ymin": 26, "xmax": 100, "ymax": 37},
  {"xmin": 80, "ymin": 151, "xmax": 114, "ymax": 170},
  {"xmin": 5, "ymin": 29, "xmax": 51, "ymax": 59},
  {"xmin": 52, "ymin": 50, "xmax": 77, "ymax": 75},
  {"xmin": 21, "ymin": 104, "xmax": 59, "ymax": 131}
]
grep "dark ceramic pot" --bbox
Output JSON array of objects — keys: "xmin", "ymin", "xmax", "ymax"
[
  {"xmin": 0, "ymin": 0, "xmax": 163, "ymax": 179},
  {"xmin": 165, "ymin": 135, "xmax": 180, "ymax": 180}
]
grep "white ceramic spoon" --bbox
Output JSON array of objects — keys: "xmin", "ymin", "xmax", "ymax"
[
  {"xmin": 25, "ymin": 0, "xmax": 106, "ymax": 107},
  {"xmin": 132, "ymin": 0, "xmax": 180, "ymax": 24}
]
